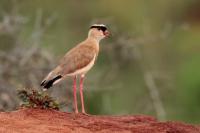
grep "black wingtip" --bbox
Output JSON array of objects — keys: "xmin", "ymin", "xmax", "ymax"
[
  {"xmin": 42, "ymin": 81, "xmax": 53, "ymax": 89},
  {"xmin": 40, "ymin": 75, "xmax": 62, "ymax": 89},
  {"xmin": 41, "ymin": 80, "xmax": 46, "ymax": 86}
]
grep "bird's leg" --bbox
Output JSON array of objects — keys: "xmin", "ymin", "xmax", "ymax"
[
  {"xmin": 73, "ymin": 76, "xmax": 78, "ymax": 113},
  {"xmin": 80, "ymin": 75, "xmax": 86, "ymax": 114}
]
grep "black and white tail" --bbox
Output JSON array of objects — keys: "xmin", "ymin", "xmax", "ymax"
[{"xmin": 41, "ymin": 75, "xmax": 62, "ymax": 89}]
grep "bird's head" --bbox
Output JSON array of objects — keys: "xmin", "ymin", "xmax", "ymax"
[{"xmin": 88, "ymin": 24, "xmax": 110, "ymax": 41}]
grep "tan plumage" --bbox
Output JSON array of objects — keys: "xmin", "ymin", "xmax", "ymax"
[
  {"xmin": 60, "ymin": 39, "xmax": 99, "ymax": 75},
  {"xmin": 41, "ymin": 39, "xmax": 98, "ymax": 88},
  {"xmin": 41, "ymin": 24, "xmax": 109, "ymax": 89}
]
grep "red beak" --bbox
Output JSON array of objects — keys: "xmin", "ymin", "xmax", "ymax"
[{"xmin": 103, "ymin": 30, "xmax": 110, "ymax": 37}]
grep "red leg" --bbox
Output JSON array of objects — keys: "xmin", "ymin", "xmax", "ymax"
[
  {"xmin": 80, "ymin": 75, "xmax": 86, "ymax": 114},
  {"xmin": 73, "ymin": 76, "xmax": 78, "ymax": 113}
]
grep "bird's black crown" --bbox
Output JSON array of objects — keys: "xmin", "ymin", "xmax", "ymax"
[{"xmin": 90, "ymin": 24, "xmax": 107, "ymax": 32}]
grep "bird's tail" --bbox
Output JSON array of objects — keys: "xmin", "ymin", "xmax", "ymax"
[{"xmin": 41, "ymin": 75, "xmax": 62, "ymax": 89}]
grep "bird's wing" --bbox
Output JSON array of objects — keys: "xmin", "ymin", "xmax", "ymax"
[
  {"xmin": 59, "ymin": 44, "xmax": 96, "ymax": 75},
  {"xmin": 41, "ymin": 42, "xmax": 97, "ymax": 89}
]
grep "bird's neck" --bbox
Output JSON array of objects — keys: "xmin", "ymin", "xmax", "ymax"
[
  {"xmin": 86, "ymin": 36, "xmax": 100, "ymax": 44},
  {"xmin": 85, "ymin": 37, "xmax": 100, "ymax": 53}
]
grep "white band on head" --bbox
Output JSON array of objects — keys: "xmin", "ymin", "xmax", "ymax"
[{"xmin": 91, "ymin": 24, "xmax": 106, "ymax": 27}]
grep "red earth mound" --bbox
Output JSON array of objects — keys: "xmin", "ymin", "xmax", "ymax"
[{"xmin": 0, "ymin": 108, "xmax": 199, "ymax": 133}]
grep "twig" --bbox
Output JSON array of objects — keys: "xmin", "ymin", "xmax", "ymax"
[
  {"xmin": 144, "ymin": 71, "xmax": 166, "ymax": 120},
  {"xmin": 133, "ymin": 43, "xmax": 166, "ymax": 121},
  {"xmin": 19, "ymin": 9, "xmax": 56, "ymax": 66}
]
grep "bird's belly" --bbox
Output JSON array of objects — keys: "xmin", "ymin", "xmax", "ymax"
[{"xmin": 67, "ymin": 55, "xmax": 96, "ymax": 76}]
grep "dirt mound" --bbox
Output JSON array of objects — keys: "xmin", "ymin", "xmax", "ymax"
[{"xmin": 0, "ymin": 108, "xmax": 199, "ymax": 133}]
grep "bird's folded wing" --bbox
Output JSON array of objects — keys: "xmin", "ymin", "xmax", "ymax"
[{"xmin": 58, "ymin": 44, "xmax": 96, "ymax": 76}]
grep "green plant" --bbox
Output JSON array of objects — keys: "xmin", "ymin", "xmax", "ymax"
[{"xmin": 18, "ymin": 88, "xmax": 59, "ymax": 110}]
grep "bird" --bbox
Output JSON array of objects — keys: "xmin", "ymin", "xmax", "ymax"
[{"xmin": 40, "ymin": 24, "xmax": 110, "ymax": 114}]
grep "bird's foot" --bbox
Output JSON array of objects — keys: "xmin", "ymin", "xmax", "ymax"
[
  {"xmin": 75, "ymin": 110, "xmax": 79, "ymax": 114},
  {"xmin": 80, "ymin": 111, "xmax": 90, "ymax": 116}
]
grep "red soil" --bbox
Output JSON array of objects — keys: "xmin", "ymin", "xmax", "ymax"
[{"xmin": 0, "ymin": 108, "xmax": 199, "ymax": 133}]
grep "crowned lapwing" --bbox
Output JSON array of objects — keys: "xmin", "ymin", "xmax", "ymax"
[{"xmin": 41, "ymin": 24, "xmax": 110, "ymax": 113}]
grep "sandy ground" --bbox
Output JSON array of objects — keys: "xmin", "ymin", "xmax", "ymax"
[{"xmin": 0, "ymin": 108, "xmax": 199, "ymax": 133}]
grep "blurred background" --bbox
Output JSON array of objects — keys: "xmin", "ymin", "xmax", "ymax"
[{"xmin": 0, "ymin": 0, "xmax": 200, "ymax": 124}]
